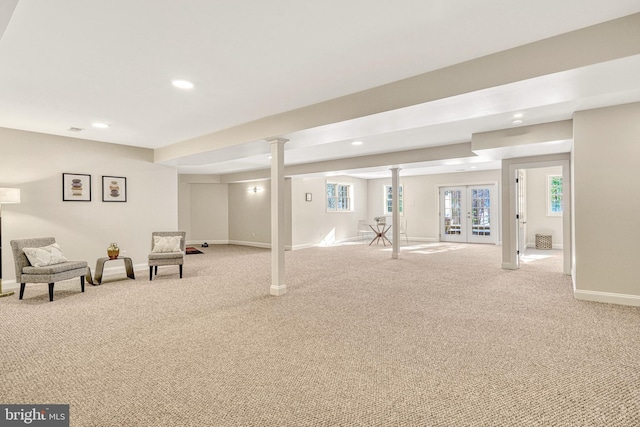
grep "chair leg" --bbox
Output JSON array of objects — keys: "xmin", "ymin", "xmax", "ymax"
[
  {"xmin": 48, "ymin": 283, "xmax": 55, "ymax": 302},
  {"xmin": 149, "ymin": 266, "xmax": 153, "ymax": 281},
  {"xmin": 80, "ymin": 275, "xmax": 85, "ymax": 292},
  {"xmin": 154, "ymin": 266, "xmax": 158, "ymax": 275},
  {"xmin": 179, "ymin": 265, "xmax": 183, "ymax": 279},
  {"xmin": 19, "ymin": 283, "xmax": 26, "ymax": 300}
]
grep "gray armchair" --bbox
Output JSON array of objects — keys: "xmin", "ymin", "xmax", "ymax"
[
  {"xmin": 10, "ymin": 237, "xmax": 88, "ymax": 301},
  {"xmin": 148, "ymin": 231, "xmax": 186, "ymax": 281}
]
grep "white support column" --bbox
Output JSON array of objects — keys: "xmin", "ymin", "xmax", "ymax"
[
  {"xmin": 390, "ymin": 167, "xmax": 400, "ymax": 259},
  {"xmin": 269, "ymin": 138, "xmax": 288, "ymax": 296}
]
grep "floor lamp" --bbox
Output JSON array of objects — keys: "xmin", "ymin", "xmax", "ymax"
[{"xmin": 0, "ymin": 187, "xmax": 21, "ymax": 298}]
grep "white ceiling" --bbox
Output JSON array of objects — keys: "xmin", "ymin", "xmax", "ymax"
[{"xmin": 2, "ymin": 1, "xmax": 640, "ymax": 179}]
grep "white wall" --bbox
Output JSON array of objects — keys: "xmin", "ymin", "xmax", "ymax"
[
  {"xmin": 526, "ymin": 166, "xmax": 563, "ymax": 248},
  {"xmin": 291, "ymin": 176, "xmax": 367, "ymax": 248},
  {"xmin": 573, "ymin": 102, "xmax": 640, "ymax": 303},
  {"xmin": 367, "ymin": 170, "xmax": 501, "ymax": 242},
  {"xmin": 227, "ymin": 179, "xmax": 291, "ymax": 248},
  {"xmin": 0, "ymin": 127, "xmax": 178, "ymax": 284},
  {"xmin": 180, "ymin": 175, "xmax": 368, "ymax": 249},
  {"xmin": 178, "ymin": 175, "xmax": 228, "ymax": 244},
  {"xmin": 228, "ymin": 181, "xmax": 270, "ymax": 246},
  {"xmin": 190, "ymin": 184, "xmax": 228, "ymax": 244}
]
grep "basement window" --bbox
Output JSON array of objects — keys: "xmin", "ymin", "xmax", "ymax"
[
  {"xmin": 384, "ymin": 185, "xmax": 403, "ymax": 215},
  {"xmin": 547, "ymin": 175, "xmax": 563, "ymax": 216},
  {"xmin": 326, "ymin": 182, "xmax": 352, "ymax": 212}
]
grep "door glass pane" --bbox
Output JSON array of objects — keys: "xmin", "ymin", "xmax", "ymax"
[
  {"xmin": 444, "ymin": 190, "xmax": 462, "ymax": 235},
  {"xmin": 471, "ymin": 188, "xmax": 490, "ymax": 236}
]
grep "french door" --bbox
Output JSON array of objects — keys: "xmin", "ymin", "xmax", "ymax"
[{"xmin": 440, "ymin": 185, "xmax": 496, "ymax": 244}]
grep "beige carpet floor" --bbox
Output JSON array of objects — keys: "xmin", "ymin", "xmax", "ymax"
[{"xmin": 1, "ymin": 242, "xmax": 639, "ymax": 426}]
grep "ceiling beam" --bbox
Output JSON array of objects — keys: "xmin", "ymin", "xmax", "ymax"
[
  {"xmin": 156, "ymin": 13, "xmax": 640, "ymax": 165},
  {"xmin": 219, "ymin": 142, "xmax": 475, "ymax": 183}
]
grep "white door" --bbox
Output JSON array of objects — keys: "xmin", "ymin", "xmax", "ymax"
[
  {"xmin": 440, "ymin": 187, "xmax": 465, "ymax": 242},
  {"xmin": 516, "ymin": 170, "xmax": 527, "ymax": 264},
  {"xmin": 440, "ymin": 185, "xmax": 497, "ymax": 244}
]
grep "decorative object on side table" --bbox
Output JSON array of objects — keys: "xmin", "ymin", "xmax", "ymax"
[
  {"xmin": 374, "ymin": 216, "xmax": 386, "ymax": 225},
  {"xmin": 107, "ymin": 242, "xmax": 120, "ymax": 259}
]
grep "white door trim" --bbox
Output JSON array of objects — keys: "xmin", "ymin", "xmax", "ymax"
[{"xmin": 501, "ymin": 154, "xmax": 571, "ymax": 275}]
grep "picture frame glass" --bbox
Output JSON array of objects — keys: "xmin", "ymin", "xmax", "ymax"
[
  {"xmin": 62, "ymin": 173, "xmax": 91, "ymax": 201},
  {"xmin": 102, "ymin": 176, "xmax": 127, "ymax": 202}
]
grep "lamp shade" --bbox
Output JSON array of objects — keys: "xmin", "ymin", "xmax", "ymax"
[{"xmin": 0, "ymin": 188, "xmax": 21, "ymax": 203}]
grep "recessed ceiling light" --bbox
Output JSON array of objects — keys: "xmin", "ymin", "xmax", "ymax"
[
  {"xmin": 351, "ymin": 141, "xmax": 363, "ymax": 146},
  {"xmin": 513, "ymin": 113, "xmax": 523, "ymax": 119},
  {"xmin": 172, "ymin": 79, "xmax": 194, "ymax": 89},
  {"xmin": 512, "ymin": 119, "xmax": 523, "ymax": 125},
  {"xmin": 91, "ymin": 122, "xmax": 110, "ymax": 129},
  {"xmin": 68, "ymin": 127, "xmax": 83, "ymax": 132}
]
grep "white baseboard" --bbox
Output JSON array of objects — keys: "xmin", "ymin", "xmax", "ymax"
[
  {"xmin": 574, "ymin": 289, "xmax": 640, "ymax": 307},
  {"xmin": 402, "ymin": 237, "xmax": 439, "ymax": 243},
  {"xmin": 196, "ymin": 237, "xmax": 438, "ymax": 251},
  {"xmin": 1, "ymin": 281, "xmax": 19, "ymax": 291},
  {"xmin": 527, "ymin": 243, "xmax": 563, "ymax": 249},
  {"xmin": 291, "ymin": 243, "xmax": 317, "ymax": 251},
  {"xmin": 0, "ymin": 264, "xmax": 148, "ymax": 291},
  {"xmin": 502, "ymin": 262, "xmax": 518, "ymax": 270},
  {"xmin": 189, "ymin": 240, "xmax": 296, "ymax": 251},
  {"xmin": 227, "ymin": 240, "xmax": 272, "ymax": 249},
  {"xmin": 101, "ymin": 263, "xmax": 148, "ymax": 274},
  {"xmin": 187, "ymin": 240, "xmax": 229, "ymax": 246}
]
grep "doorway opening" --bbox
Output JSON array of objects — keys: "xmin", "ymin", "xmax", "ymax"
[
  {"xmin": 516, "ymin": 167, "xmax": 564, "ymax": 271},
  {"xmin": 502, "ymin": 154, "xmax": 571, "ymax": 275}
]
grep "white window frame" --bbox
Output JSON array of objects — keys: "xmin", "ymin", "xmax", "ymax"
[
  {"xmin": 547, "ymin": 174, "xmax": 563, "ymax": 216},
  {"xmin": 326, "ymin": 182, "xmax": 353, "ymax": 212},
  {"xmin": 384, "ymin": 185, "xmax": 403, "ymax": 215}
]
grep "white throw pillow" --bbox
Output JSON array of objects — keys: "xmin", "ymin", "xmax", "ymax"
[
  {"xmin": 23, "ymin": 243, "xmax": 69, "ymax": 267},
  {"xmin": 152, "ymin": 235, "xmax": 182, "ymax": 253}
]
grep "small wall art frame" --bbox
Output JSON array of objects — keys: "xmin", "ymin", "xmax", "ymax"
[
  {"xmin": 102, "ymin": 176, "xmax": 127, "ymax": 202},
  {"xmin": 62, "ymin": 173, "xmax": 92, "ymax": 201}
]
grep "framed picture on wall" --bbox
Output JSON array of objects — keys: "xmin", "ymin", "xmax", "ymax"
[
  {"xmin": 62, "ymin": 173, "xmax": 91, "ymax": 201},
  {"xmin": 102, "ymin": 176, "xmax": 127, "ymax": 202}
]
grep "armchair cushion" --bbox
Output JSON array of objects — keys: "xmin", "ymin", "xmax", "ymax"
[
  {"xmin": 22, "ymin": 261, "xmax": 88, "ymax": 275},
  {"xmin": 151, "ymin": 235, "xmax": 183, "ymax": 253},
  {"xmin": 148, "ymin": 252, "xmax": 183, "ymax": 260},
  {"xmin": 22, "ymin": 243, "xmax": 68, "ymax": 267}
]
